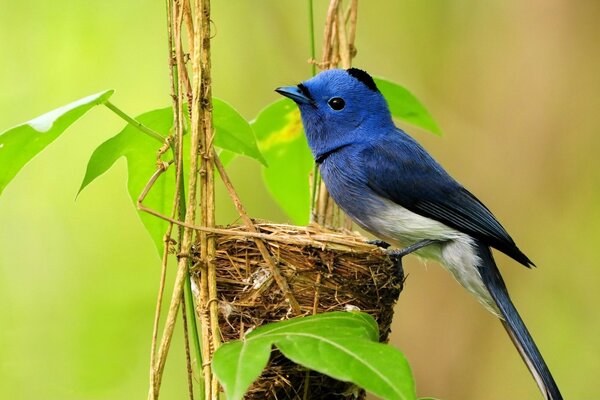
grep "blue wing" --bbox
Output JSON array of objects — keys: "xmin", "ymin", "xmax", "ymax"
[{"xmin": 362, "ymin": 130, "xmax": 533, "ymax": 267}]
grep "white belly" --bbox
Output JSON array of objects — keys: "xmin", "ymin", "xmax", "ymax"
[{"xmin": 358, "ymin": 197, "xmax": 500, "ymax": 315}]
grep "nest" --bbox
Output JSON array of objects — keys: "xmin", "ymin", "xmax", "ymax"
[{"xmin": 191, "ymin": 223, "xmax": 403, "ymax": 400}]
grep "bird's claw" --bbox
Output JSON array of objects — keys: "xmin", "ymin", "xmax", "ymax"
[
  {"xmin": 385, "ymin": 239, "xmax": 445, "ymax": 280},
  {"xmin": 367, "ymin": 239, "xmax": 391, "ymax": 249},
  {"xmin": 386, "ymin": 249, "xmax": 406, "ymax": 281}
]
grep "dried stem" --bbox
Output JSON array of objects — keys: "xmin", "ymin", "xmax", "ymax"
[
  {"xmin": 312, "ymin": 0, "xmax": 359, "ymax": 228},
  {"xmin": 336, "ymin": 6, "xmax": 351, "ymax": 69},
  {"xmin": 195, "ymin": 0, "xmax": 221, "ymax": 397},
  {"xmin": 147, "ymin": 1, "xmax": 204, "ymax": 398},
  {"xmin": 347, "ymin": 0, "xmax": 358, "ymax": 54},
  {"xmin": 148, "ymin": 0, "xmax": 208, "ymax": 394},
  {"xmin": 174, "ymin": 1, "xmax": 205, "ymax": 397},
  {"xmin": 320, "ymin": 0, "xmax": 340, "ymax": 70},
  {"xmin": 139, "ymin": 176, "xmax": 378, "ymax": 250},
  {"xmin": 214, "ymin": 151, "xmax": 302, "ymax": 313}
]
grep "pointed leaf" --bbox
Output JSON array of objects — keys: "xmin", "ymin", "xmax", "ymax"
[
  {"xmin": 213, "ymin": 98, "xmax": 267, "ymax": 165},
  {"xmin": 79, "ymin": 107, "xmax": 174, "ymax": 254},
  {"xmin": 252, "ymin": 99, "xmax": 313, "ymax": 224},
  {"xmin": 213, "ymin": 312, "xmax": 416, "ymax": 400},
  {"xmin": 0, "ymin": 90, "xmax": 114, "ymax": 195},
  {"xmin": 374, "ymin": 77, "xmax": 442, "ymax": 136},
  {"xmin": 79, "ymin": 99, "xmax": 263, "ymax": 256},
  {"xmin": 277, "ymin": 338, "xmax": 415, "ymax": 400},
  {"xmin": 212, "ymin": 339, "xmax": 273, "ymax": 400}
]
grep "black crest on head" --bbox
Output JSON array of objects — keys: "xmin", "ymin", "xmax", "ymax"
[{"xmin": 346, "ymin": 68, "xmax": 379, "ymax": 92}]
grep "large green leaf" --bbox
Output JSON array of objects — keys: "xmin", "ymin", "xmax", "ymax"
[
  {"xmin": 374, "ymin": 77, "xmax": 442, "ymax": 136},
  {"xmin": 79, "ymin": 100, "xmax": 265, "ymax": 255},
  {"xmin": 212, "ymin": 311, "xmax": 416, "ymax": 400},
  {"xmin": 0, "ymin": 90, "xmax": 114, "ymax": 195},
  {"xmin": 213, "ymin": 98, "xmax": 267, "ymax": 166},
  {"xmin": 252, "ymin": 99, "xmax": 313, "ymax": 225},
  {"xmin": 78, "ymin": 107, "xmax": 175, "ymax": 254}
]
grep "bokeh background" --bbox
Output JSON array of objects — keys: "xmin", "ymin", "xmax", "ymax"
[{"xmin": 1, "ymin": 1, "xmax": 599, "ymax": 399}]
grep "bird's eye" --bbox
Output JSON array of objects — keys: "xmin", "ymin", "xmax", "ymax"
[{"xmin": 327, "ymin": 97, "xmax": 345, "ymax": 111}]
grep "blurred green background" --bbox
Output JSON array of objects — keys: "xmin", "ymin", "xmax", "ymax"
[{"xmin": 1, "ymin": 1, "xmax": 599, "ymax": 399}]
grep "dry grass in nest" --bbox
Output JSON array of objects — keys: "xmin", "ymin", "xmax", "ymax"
[{"xmin": 191, "ymin": 223, "xmax": 403, "ymax": 400}]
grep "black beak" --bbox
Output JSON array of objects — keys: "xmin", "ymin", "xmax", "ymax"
[{"xmin": 275, "ymin": 85, "xmax": 313, "ymax": 105}]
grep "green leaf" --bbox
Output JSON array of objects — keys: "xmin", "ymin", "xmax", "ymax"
[
  {"xmin": 78, "ymin": 107, "xmax": 174, "ymax": 254},
  {"xmin": 0, "ymin": 90, "xmax": 114, "ymax": 195},
  {"xmin": 213, "ymin": 98, "xmax": 267, "ymax": 166},
  {"xmin": 252, "ymin": 99, "xmax": 313, "ymax": 225},
  {"xmin": 278, "ymin": 338, "xmax": 414, "ymax": 400},
  {"xmin": 374, "ymin": 77, "xmax": 442, "ymax": 136},
  {"xmin": 212, "ymin": 338, "xmax": 273, "ymax": 400},
  {"xmin": 79, "ymin": 99, "xmax": 265, "ymax": 255},
  {"xmin": 248, "ymin": 310, "xmax": 379, "ymax": 342},
  {"xmin": 212, "ymin": 311, "xmax": 416, "ymax": 400}
]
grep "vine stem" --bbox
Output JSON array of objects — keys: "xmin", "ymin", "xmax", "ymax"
[
  {"xmin": 308, "ymin": 0, "xmax": 320, "ymax": 220},
  {"xmin": 308, "ymin": 0, "xmax": 316, "ymax": 77},
  {"xmin": 169, "ymin": 1, "xmax": 204, "ymax": 398},
  {"xmin": 147, "ymin": 0, "xmax": 208, "ymax": 395},
  {"xmin": 312, "ymin": 0, "xmax": 359, "ymax": 227},
  {"xmin": 195, "ymin": 0, "xmax": 221, "ymax": 397},
  {"xmin": 105, "ymin": 4, "xmax": 204, "ymax": 397}
]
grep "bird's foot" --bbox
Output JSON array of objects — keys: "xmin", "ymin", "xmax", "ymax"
[
  {"xmin": 366, "ymin": 239, "xmax": 392, "ymax": 249},
  {"xmin": 385, "ymin": 239, "xmax": 444, "ymax": 279}
]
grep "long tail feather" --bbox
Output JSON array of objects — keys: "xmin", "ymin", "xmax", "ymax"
[{"xmin": 475, "ymin": 244, "xmax": 562, "ymax": 400}]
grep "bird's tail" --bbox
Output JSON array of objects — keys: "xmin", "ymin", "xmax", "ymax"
[{"xmin": 475, "ymin": 243, "xmax": 562, "ymax": 400}]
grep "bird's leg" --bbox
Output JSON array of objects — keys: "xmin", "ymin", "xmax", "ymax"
[
  {"xmin": 388, "ymin": 239, "xmax": 442, "ymax": 258},
  {"xmin": 386, "ymin": 239, "xmax": 445, "ymax": 278},
  {"xmin": 366, "ymin": 239, "xmax": 391, "ymax": 249}
]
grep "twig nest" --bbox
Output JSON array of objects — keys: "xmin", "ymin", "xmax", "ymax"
[{"xmin": 192, "ymin": 223, "xmax": 403, "ymax": 399}]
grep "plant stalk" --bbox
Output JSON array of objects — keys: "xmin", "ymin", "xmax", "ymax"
[{"xmin": 104, "ymin": 101, "xmax": 165, "ymax": 144}]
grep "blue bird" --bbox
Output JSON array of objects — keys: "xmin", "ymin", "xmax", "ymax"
[{"xmin": 276, "ymin": 68, "xmax": 562, "ymax": 399}]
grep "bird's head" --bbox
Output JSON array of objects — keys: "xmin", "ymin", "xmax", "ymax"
[{"xmin": 276, "ymin": 68, "xmax": 393, "ymax": 161}]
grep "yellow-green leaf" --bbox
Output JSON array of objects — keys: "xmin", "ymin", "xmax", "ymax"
[{"xmin": 252, "ymin": 98, "xmax": 313, "ymax": 224}]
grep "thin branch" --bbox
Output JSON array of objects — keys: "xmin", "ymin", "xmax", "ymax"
[
  {"xmin": 337, "ymin": 5, "xmax": 351, "ymax": 69},
  {"xmin": 347, "ymin": 0, "xmax": 358, "ymax": 56},
  {"xmin": 191, "ymin": 0, "xmax": 217, "ymax": 397},
  {"xmin": 181, "ymin": 291, "xmax": 195, "ymax": 400},
  {"xmin": 307, "ymin": 0, "xmax": 316, "ymax": 76},
  {"xmin": 320, "ymin": 0, "xmax": 340, "ymax": 69},
  {"xmin": 150, "ymin": 0, "xmax": 205, "ymax": 391},
  {"xmin": 173, "ymin": 2, "xmax": 204, "ymax": 394},
  {"xmin": 137, "ymin": 171, "xmax": 375, "ymax": 251},
  {"xmin": 213, "ymin": 150, "xmax": 302, "ymax": 314},
  {"xmin": 313, "ymin": 0, "xmax": 360, "ymax": 228}
]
